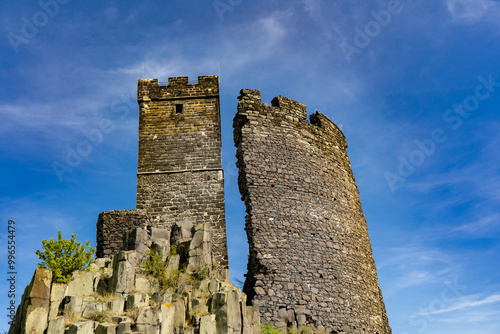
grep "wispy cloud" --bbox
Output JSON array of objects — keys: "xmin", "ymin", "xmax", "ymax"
[
  {"xmin": 213, "ymin": 9, "xmax": 293, "ymax": 72},
  {"xmin": 453, "ymin": 212, "xmax": 500, "ymax": 234},
  {"xmin": 404, "ymin": 124, "xmax": 500, "ymax": 206},
  {"xmin": 419, "ymin": 293, "xmax": 500, "ymax": 316},
  {"xmin": 445, "ymin": 0, "xmax": 500, "ymax": 22},
  {"xmin": 439, "ymin": 308, "xmax": 500, "ymax": 324},
  {"xmin": 379, "ymin": 244, "xmax": 458, "ymax": 295}
]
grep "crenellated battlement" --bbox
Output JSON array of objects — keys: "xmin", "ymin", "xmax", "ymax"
[{"xmin": 138, "ymin": 76, "xmax": 219, "ymax": 102}]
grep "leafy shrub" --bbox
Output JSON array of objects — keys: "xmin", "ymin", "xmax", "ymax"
[
  {"xmin": 140, "ymin": 248, "xmax": 202, "ymax": 293},
  {"xmin": 169, "ymin": 244, "xmax": 178, "ymax": 255},
  {"xmin": 195, "ymin": 263, "xmax": 209, "ymax": 280},
  {"xmin": 261, "ymin": 322, "xmax": 285, "ymax": 334},
  {"xmin": 140, "ymin": 248, "xmax": 180, "ymax": 291},
  {"xmin": 287, "ymin": 326, "xmax": 315, "ymax": 334},
  {"xmin": 35, "ymin": 231, "xmax": 95, "ymax": 283}
]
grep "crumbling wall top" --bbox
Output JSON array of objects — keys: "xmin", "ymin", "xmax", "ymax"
[
  {"xmin": 310, "ymin": 111, "xmax": 347, "ymax": 150},
  {"xmin": 236, "ymin": 89, "xmax": 346, "ymax": 149},
  {"xmin": 238, "ymin": 89, "xmax": 306, "ymax": 120},
  {"xmin": 271, "ymin": 96, "xmax": 307, "ymax": 120}
]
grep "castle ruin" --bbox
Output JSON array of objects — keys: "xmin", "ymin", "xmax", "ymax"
[{"xmin": 95, "ymin": 75, "xmax": 391, "ymax": 333}]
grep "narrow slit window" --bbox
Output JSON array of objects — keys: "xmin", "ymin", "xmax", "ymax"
[{"xmin": 175, "ymin": 104, "xmax": 183, "ymax": 114}]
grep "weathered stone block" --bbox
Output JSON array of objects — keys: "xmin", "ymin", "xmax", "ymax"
[
  {"xmin": 108, "ymin": 296, "xmax": 125, "ymax": 314},
  {"xmin": 29, "ymin": 268, "xmax": 52, "ymax": 299},
  {"xmin": 123, "ymin": 227, "xmax": 149, "ymax": 255},
  {"xmin": 135, "ymin": 274, "xmax": 153, "ymax": 294},
  {"xmin": 199, "ymin": 314, "xmax": 216, "ymax": 334},
  {"xmin": 96, "ymin": 322, "xmax": 118, "ymax": 334},
  {"xmin": 49, "ymin": 284, "xmax": 67, "ymax": 320},
  {"xmin": 137, "ymin": 306, "xmax": 160, "ymax": 326},
  {"xmin": 160, "ymin": 303, "xmax": 175, "ymax": 334},
  {"xmin": 63, "ymin": 296, "xmax": 84, "ymax": 316},
  {"xmin": 151, "ymin": 228, "xmax": 170, "ymax": 247},
  {"xmin": 109, "ymin": 251, "xmax": 136, "ymax": 294},
  {"xmin": 210, "ymin": 290, "xmax": 242, "ymax": 334},
  {"xmin": 173, "ymin": 300, "xmax": 186, "ymax": 334},
  {"xmin": 13, "ymin": 268, "xmax": 52, "ymax": 334},
  {"xmin": 66, "ymin": 321, "xmax": 94, "ymax": 334},
  {"xmin": 116, "ymin": 319, "xmax": 132, "ymax": 334},
  {"xmin": 66, "ymin": 271, "xmax": 94, "ymax": 297},
  {"xmin": 82, "ymin": 302, "xmax": 105, "ymax": 318},
  {"xmin": 46, "ymin": 316, "xmax": 66, "ymax": 334},
  {"xmin": 126, "ymin": 293, "xmax": 149, "ymax": 310},
  {"xmin": 166, "ymin": 255, "xmax": 180, "ymax": 272}
]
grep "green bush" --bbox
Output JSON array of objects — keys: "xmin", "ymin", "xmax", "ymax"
[
  {"xmin": 139, "ymin": 248, "xmax": 181, "ymax": 291},
  {"xmin": 261, "ymin": 322, "xmax": 285, "ymax": 334},
  {"xmin": 139, "ymin": 248, "xmax": 202, "ymax": 293},
  {"xmin": 195, "ymin": 263, "xmax": 209, "ymax": 280},
  {"xmin": 35, "ymin": 231, "xmax": 95, "ymax": 283}
]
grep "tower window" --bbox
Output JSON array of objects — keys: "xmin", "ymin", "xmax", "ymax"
[{"xmin": 175, "ymin": 104, "xmax": 183, "ymax": 114}]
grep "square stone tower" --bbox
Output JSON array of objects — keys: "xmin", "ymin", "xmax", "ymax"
[{"xmin": 135, "ymin": 75, "xmax": 228, "ymax": 267}]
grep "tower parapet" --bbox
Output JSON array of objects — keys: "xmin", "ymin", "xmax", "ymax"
[
  {"xmin": 138, "ymin": 76, "xmax": 219, "ymax": 102},
  {"xmin": 234, "ymin": 89, "xmax": 391, "ymax": 333}
]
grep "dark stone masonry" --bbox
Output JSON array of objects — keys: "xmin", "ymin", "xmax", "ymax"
[
  {"xmin": 96, "ymin": 209, "xmax": 148, "ymax": 258},
  {"xmin": 234, "ymin": 89, "xmax": 391, "ymax": 333}
]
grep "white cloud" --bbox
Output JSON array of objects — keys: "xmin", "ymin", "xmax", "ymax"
[
  {"xmin": 419, "ymin": 293, "xmax": 500, "ymax": 316},
  {"xmin": 439, "ymin": 308, "xmax": 500, "ymax": 324},
  {"xmin": 445, "ymin": 0, "xmax": 500, "ymax": 22},
  {"xmin": 379, "ymin": 244, "xmax": 459, "ymax": 295},
  {"xmin": 301, "ymin": 0, "xmax": 321, "ymax": 17},
  {"xmin": 214, "ymin": 9, "xmax": 292, "ymax": 71},
  {"xmin": 258, "ymin": 12, "xmax": 288, "ymax": 44},
  {"xmin": 453, "ymin": 212, "xmax": 500, "ymax": 234}
]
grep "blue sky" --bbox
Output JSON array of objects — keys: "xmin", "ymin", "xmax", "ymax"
[{"xmin": 1, "ymin": 0, "xmax": 500, "ymax": 332}]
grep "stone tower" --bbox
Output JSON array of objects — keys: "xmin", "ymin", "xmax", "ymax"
[
  {"xmin": 97, "ymin": 75, "xmax": 228, "ymax": 268},
  {"xmin": 234, "ymin": 89, "xmax": 391, "ymax": 333},
  {"xmin": 135, "ymin": 76, "xmax": 228, "ymax": 267}
]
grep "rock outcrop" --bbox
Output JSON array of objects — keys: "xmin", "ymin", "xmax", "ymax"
[{"xmin": 9, "ymin": 224, "xmax": 258, "ymax": 334}]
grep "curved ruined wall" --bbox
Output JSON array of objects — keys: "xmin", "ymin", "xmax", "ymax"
[{"xmin": 233, "ymin": 89, "xmax": 391, "ymax": 333}]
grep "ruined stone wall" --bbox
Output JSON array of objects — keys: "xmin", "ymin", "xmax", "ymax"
[
  {"xmin": 234, "ymin": 89, "xmax": 391, "ymax": 333},
  {"xmin": 136, "ymin": 76, "xmax": 228, "ymax": 267},
  {"xmin": 96, "ymin": 209, "xmax": 148, "ymax": 258}
]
